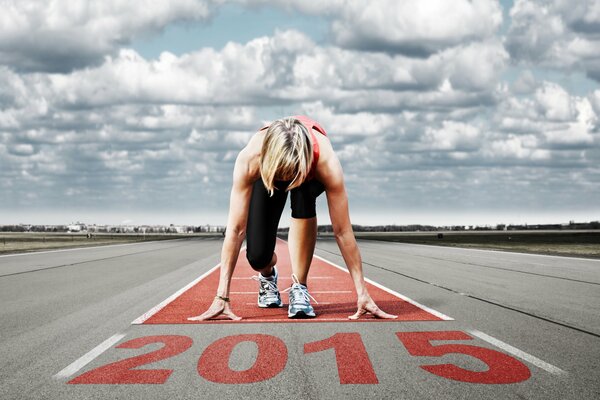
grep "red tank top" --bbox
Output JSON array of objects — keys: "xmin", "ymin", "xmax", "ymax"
[{"xmin": 258, "ymin": 115, "xmax": 327, "ymax": 180}]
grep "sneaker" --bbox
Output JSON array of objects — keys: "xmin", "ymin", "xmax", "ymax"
[
  {"xmin": 252, "ymin": 266, "xmax": 283, "ymax": 308},
  {"xmin": 283, "ymin": 274, "xmax": 318, "ymax": 318}
]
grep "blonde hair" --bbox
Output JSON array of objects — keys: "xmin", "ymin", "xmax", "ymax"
[{"xmin": 260, "ymin": 117, "xmax": 313, "ymax": 196}]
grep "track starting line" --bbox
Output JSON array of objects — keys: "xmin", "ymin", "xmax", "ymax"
[{"xmin": 133, "ymin": 238, "xmax": 452, "ymax": 324}]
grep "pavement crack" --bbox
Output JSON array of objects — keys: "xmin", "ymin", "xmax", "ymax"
[
  {"xmin": 410, "ymin": 252, "xmax": 599, "ymax": 286},
  {"xmin": 362, "ymin": 240, "xmax": 600, "ymax": 286}
]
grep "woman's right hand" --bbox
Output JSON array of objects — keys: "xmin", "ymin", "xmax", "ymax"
[{"xmin": 187, "ymin": 297, "xmax": 242, "ymax": 321}]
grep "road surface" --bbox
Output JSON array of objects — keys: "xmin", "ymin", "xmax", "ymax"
[{"xmin": 0, "ymin": 237, "xmax": 598, "ymax": 399}]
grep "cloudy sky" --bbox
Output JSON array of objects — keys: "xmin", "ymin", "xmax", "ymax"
[{"xmin": 1, "ymin": 0, "xmax": 599, "ymax": 227}]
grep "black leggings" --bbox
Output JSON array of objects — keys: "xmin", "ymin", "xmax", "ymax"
[{"xmin": 246, "ymin": 178, "xmax": 325, "ymax": 271}]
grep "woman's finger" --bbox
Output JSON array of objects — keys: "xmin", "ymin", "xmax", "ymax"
[
  {"xmin": 348, "ymin": 308, "xmax": 367, "ymax": 320},
  {"xmin": 187, "ymin": 311, "xmax": 215, "ymax": 321},
  {"xmin": 372, "ymin": 308, "xmax": 398, "ymax": 319},
  {"xmin": 187, "ymin": 312, "xmax": 211, "ymax": 321},
  {"xmin": 187, "ymin": 306, "xmax": 222, "ymax": 321},
  {"xmin": 224, "ymin": 310, "xmax": 242, "ymax": 321},
  {"xmin": 365, "ymin": 302, "xmax": 397, "ymax": 319}
]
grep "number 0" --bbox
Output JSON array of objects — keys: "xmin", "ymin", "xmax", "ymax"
[{"xmin": 198, "ymin": 334, "xmax": 288, "ymax": 384}]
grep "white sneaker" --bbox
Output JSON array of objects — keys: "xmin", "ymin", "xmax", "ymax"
[
  {"xmin": 283, "ymin": 274, "xmax": 317, "ymax": 318},
  {"xmin": 252, "ymin": 266, "xmax": 283, "ymax": 308}
]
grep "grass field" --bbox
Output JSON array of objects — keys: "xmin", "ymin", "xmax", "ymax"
[
  {"xmin": 315, "ymin": 230, "xmax": 600, "ymax": 259},
  {"xmin": 0, "ymin": 232, "xmax": 222, "ymax": 255}
]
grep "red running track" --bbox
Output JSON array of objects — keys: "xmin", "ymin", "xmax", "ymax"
[{"xmin": 140, "ymin": 239, "xmax": 450, "ymax": 324}]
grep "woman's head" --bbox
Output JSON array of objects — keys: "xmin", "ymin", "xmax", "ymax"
[{"xmin": 260, "ymin": 117, "xmax": 313, "ymax": 196}]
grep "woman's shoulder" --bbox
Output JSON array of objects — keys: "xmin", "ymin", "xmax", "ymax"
[
  {"xmin": 235, "ymin": 130, "xmax": 264, "ymax": 179},
  {"xmin": 314, "ymin": 131, "xmax": 333, "ymax": 163},
  {"xmin": 314, "ymin": 133, "xmax": 341, "ymax": 183}
]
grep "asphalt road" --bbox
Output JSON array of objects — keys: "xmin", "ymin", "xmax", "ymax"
[{"xmin": 0, "ymin": 237, "xmax": 598, "ymax": 399}]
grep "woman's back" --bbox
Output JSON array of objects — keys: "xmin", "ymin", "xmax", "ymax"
[{"xmin": 242, "ymin": 115, "xmax": 330, "ymax": 184}]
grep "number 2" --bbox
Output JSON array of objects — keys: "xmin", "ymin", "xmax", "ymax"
[{"xmin": 69, "ymin": 335, "xmax": 193, "ymax": 384}]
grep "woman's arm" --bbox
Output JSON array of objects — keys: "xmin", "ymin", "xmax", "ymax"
[
  {"xmin": 188, "ymin": 150, "xmax": 254, "ymax": 321},
  {"xmin": 322, "ymin": 151, "xmax": 397, "ymax": 320},
  {"xmin": 216, "ymin": 151, "xmax": 253, "ymax": 296}
]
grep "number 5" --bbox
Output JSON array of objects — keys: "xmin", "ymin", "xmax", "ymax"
[{"xmin": 396, "ymin": 331, "xmax": 531, "ymax": 384}]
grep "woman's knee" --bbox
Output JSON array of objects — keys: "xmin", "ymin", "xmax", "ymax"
[{"xmin": 246, "ymin": 250, "xmax": 275, "ymax": 271}]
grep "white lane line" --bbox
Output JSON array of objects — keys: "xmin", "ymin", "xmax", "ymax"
[
  {"xmin": 231, "ymin": 292, "xmax": 261, "ymax": 294},
  {"xmin": 378, "ymin": 240, "xmax": 600, "ymax": 262},
  {"xmin": 232, "ymin": 290, "xmax": 351, "ymax": 294},
  {"xmin": 233, "ymin": 276, "xmax": 333, "ymax": 280},
  {"xmin": 54, "ymin": 333, "xmax": 126, "ymax": 379},
  {"xmin": 131, "ymin": 246, "xmax": 246, "ymax": 324},
  {"xmin": 131, "ymin": 263, "xmax": 220, "ymax": 324},
  {"xmin": 468, "ymin": 330, "xmax": 567, "ymax": 375},
  {"xmin": 312, "ymin": 253, "xmax": 454, "ymax": 321},
  {"xmin": 278, "ymin": 276, "xmax": 334, "ymax": 279},
  {"xmin": 244, "ymin": 302, "xmax": 333, "ymax": 305},
  {"xmin": 308, "ymin": 291, "xmax": 353, "ymax": 294},
  {"xmin": 0, "ymin": 238, "xmax": 189, "ymax": 258}
]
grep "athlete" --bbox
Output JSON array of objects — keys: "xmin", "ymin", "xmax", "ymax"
[{"xmin": 188, "ymin": 115, "xmax": 397, "ymax": 321}]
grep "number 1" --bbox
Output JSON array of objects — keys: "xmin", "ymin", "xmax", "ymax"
[{"xmin": 304, "ymin": 332, "xmax": 378, "ymax": 384}]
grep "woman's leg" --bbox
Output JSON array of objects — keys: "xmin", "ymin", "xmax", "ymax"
[
  {"xmin": 287, "ymin": 216, "xmax": 317, "ymax": 285},
  {"xmin": 288, "ymin": 179, "xmax": 325, "ymax": 285},
  {"xmin": 246, "ymin": 178, "xmax": 288, "ymax": 276}
]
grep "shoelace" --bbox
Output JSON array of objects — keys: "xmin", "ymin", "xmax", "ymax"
[
  {"xmin": 251, "ymin": 274, "xmax": 280, "ymax": 301},
  {"xmin": 282, "ymin": 274, "xmax": 318, "ymax": 305}
]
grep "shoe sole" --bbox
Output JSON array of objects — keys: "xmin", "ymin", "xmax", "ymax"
[
  {"xmin": 288, "ymin": 310, "xmax": 316, "ymax": 319},
  {"xmin": 258, "ymin": 302, "xmax": 283, "ymax": 308}
]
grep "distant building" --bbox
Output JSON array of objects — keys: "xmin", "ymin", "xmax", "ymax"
[{"xmin": 67, "ymin": 222, "xmax": 87, "ymax": 232}]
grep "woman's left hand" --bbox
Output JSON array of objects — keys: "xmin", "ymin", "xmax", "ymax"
[{"xmin": 348, "ymin": 293, "xmax": 398, "ymax": 320}]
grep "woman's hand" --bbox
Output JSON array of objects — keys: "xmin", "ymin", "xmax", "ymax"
[
  {"xmin": 187, "ymin": 297, "xmax": 242, "ymax": 321},
  {"xmin": 348, "ymin": 292, "xmax": 398, "ymax": 320}
]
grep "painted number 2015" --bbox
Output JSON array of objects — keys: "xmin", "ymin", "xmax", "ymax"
[{"xmin": 69, "ymin": 331, "xmax": 530, "ymax": 385}]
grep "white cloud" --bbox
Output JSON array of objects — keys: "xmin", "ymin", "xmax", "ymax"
[
  {"xmin": 330, "ymin": 0, "xmax": 502, "ymax": 55},
  {"xmin": 589, "ymin": 89, "xmax": 600, "ymax": 117},
  {"xmin": 422, "ymin": 121, "xmax": 481, "ymax": 151},
  {"xmin": 300, "ymin": 102, "xmax": 396, "ymax": 137},
  {"xmin": 534, "ymin": 82, "xmax": 575, "ymax": 121},
  {"xmin": 512, "ymin": 70, "xmax": 538, "ymax": 94},
  {"xmin": 1, "ymin": 29, "xmax": 507, "ymax": 121},
  {"xmin": 295, "ymin": 39, "xmax": 508, "ymax": 95},
  {"xmin": 8, "ymin": 143, "xmax": 37, "ymax": 156},
  {"xmin": 245, "ymin": 0, "xmax": 503, "ymax": 55},
  {"xmin": 442, "ymin": 40, "xmax": 508, "ymax": 91},
  {"xmin": 0, "ymin": 1, "xmax": 598, "ymax": 222},
  {"xmin": 1, "ymin": 0, "xmax": 504, "ymax": 73},
  {"xmin": 496, "ymin": 81, "xmax": 597, "ymax": 148},
  {"xmin": 484, "ymin": 134, "xmax": 550, "ymax": 160},
  {"xmin": 542, "ymin": 94, "xmax": 596, "ymax": 146},
  {"xmin": 507, "ymin": 0, "xmax": 600, "ymax": 81},
  {"xmin": 0, "ymin": 0, "xmax": 222, "ymax": 72},
  {"xmin": 41, "ymin": 30, "xmax": 315, "ymax": 108}
]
